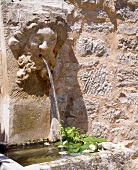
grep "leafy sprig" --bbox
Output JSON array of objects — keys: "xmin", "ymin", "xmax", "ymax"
[{"xmin": 55, "ymin": 126, "xmax": 107, "ymax": 154}]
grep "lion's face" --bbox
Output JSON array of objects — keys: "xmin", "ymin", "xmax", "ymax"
[{"xmin": 29, "ymin": 27, "xmax": 57, "ymax": 57}]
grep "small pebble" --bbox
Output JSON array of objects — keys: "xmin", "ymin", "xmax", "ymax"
[
  {"xmin": 58, "ymin": 151, "xmax": 67, "ymax": 155},
  {"xmin": 44, "ymin": 142, "xmax": 50, "ymax": 146}
]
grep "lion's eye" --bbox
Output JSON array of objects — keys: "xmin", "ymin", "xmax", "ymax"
[
  {"xmin": 50, "ymin": 38, "xmax": 56, "ymax": 42},
  {"xmin": 31, "ymin": 35, "xmax": 42, "ymax": 44}
]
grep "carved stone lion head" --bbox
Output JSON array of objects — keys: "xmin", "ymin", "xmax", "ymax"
[{"xmin": 8, "ymin": 14, "xmax": 67, "ymax": 85}]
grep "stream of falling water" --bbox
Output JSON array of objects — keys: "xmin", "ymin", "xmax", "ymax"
[{"xmin": 43, "ymin": 59, "xmax": 63, "ymax": 146}]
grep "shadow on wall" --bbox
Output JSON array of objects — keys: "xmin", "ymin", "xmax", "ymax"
[
  {"xmin": 0, "ymin": 124, "xmax": 6, "ymax": 144},
  {"xmin": 0, "ymin": 127, "xmax": 8, "ymax": 154},
  {"xmin": 52, "ymin": 43, "xmax": 88, "ymax": 133}
]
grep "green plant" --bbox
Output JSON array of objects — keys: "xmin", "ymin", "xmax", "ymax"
[{"xmin": 55, "ymin": 126, "xmax": 107, "ymax": 154}]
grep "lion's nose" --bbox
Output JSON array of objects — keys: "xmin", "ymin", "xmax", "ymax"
[{"xmin": 39, "ymin": 41, "xmax": 48, "ymax": 50}]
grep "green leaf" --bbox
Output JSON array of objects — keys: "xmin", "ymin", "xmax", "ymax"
[
  {"xmin": 70, "ymin": 148, "xmax": 80, "ymax": 153},
  {"xmin": 80, "ymin": 144, "xmax": 89, "ymax": 151},
  {"xmin": 95, "ymin": 138, "xmax": 107, "ymax": 143},
  {"xmin": 54, "ymin": 141, "xmax": 61, "ymax": 146},
  {"xmin": 79, "ymin": 134, "xmax": 88, "ymax": 138},
  {"xmin": 73, "ymin": 143, "xmax": 82, "ymax": 148}
]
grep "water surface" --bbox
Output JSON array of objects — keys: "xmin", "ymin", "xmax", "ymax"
[{"xmin": 5, "ymin": 144, "xmax": 60, "ymax": 166}]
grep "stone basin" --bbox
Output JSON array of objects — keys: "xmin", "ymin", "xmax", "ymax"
[
  {"xmin": 4, "ymin": 144, "xmax": 60, "ymax": 167},
  {"xmin": 0, "ymin": 148, "xmax": 132, "ymax": 170}
]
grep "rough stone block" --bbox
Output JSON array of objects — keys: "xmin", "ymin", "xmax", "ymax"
[
  {"xmin": 118, "ymin": 92, "xmax": 138, "ymax": 104},
  {"xmin": 102, "ymin": 107, "xmax": 128, "ymax": 123},
  {"xmin": 80, "ymin": 65, "xmax": 112, "ymax": 95},
  {"xmin": 117, "ymin": 68, "xmax": 138, "ymax": 87},
  {"xmin": 118, "ymin": 52, "xmax": 138, "ymax": 66},
  {"xmin": 76, "ymin": 37, "xmax": 108, "ymax": 57},
  {"xmin": 116, "ymin": 6, "xmax": 138, "ymax": 21},
  {"xmin": 92, "ymin": 122, "xmax": 110, "ymax": 138},
  {"xmin": 126, "ymin": 128, "xmax": 138, "ymax": 140},
  {"xmin": 84, "ymin": 99, "xmax": 99, "ymax": 118},
  {"xmin": 118, "ymin": 37, "xmax": 138, "ymax": 51},
  {"xmin": 83, "ymin": 22, "xmax": 114, "ymax": 33},
  {"xmin": 118, "ymin": 23, "xmax": 138, "ymax": 35}
]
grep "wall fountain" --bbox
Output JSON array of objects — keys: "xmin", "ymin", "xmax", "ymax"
[
  {"xmin": 0, "ymin": 0, "xmax": 137, "ymax": 169},
  {"xmin": 0, "ymin": 0, "xmax": 67, "ymax": 144}
]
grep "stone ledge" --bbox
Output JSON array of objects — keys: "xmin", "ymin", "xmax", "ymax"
[
  {"xmin": 0, "ymin": 149, "xmax": 132, "ymax": 170},
  {"xmin": 6, "ymin": 0, "xmax": 63, "ymax": 8}
]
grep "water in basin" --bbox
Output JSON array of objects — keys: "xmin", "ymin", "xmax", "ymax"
[{"xmin": 5, "ymin": 144, "xmax": 60, "ymax": 166}]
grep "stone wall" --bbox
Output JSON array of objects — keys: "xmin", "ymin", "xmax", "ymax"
[
  {"xmin": 57, "ymin": 0, "xmax": 138, "ymax": 142},
  {"xmin": 54, "ymin": 0, "xmax": 138, "ymax": 168}
]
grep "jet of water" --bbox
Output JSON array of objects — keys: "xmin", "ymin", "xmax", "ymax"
[{"xmin": 43, "ymin": 59, "xmax": 63, "ymax": 145}]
